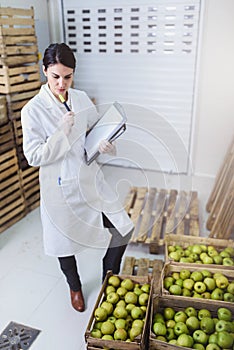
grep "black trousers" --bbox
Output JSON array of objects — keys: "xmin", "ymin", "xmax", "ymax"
[{"xmin": 58, "ymin": 213, "xmax": 133, "ymax": 291}]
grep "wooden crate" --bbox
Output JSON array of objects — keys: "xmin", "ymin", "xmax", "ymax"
[
  {"xmin": 0, "ymin": 148, "xmax": 25, "ymax": 233},
  {"xmin": 164, "ymin": 234, "xmax": 234, "ymax": 269},
  {"xmin": 149, "ymin": 295, "xmax": 234, "ymax": 350},
  {"xmin": 206, "ymin": 137, "xmax": 234, "ymax": 239},
  {"xmin": 0, "ymin": 95, "xmax": 8, "ymax": 124},
  {"xmin": 20, "ymin": 166, "xmax": 40, "ymax": 213},
  {"xmin": 124, "ymin": 187, "xmax": 200, "ymax": 254},
  {"xmin": 0, "ymin": 7, "xmax": 35, "ymax": 36},
  {"xmin": 0, "ymin": 120, "xmax": 14, "ymax": 154},
  {"xmin": 6, "ymin": 88, "xmax": 40, "ymax": 119},
  {"xmin": 161, "ymin": 262, "xmax": 234, "ymax": 309},
  {"xmin": 121, "ymin": 256, "xmax": 164, "ymax": 295},
  {"xmin": 85, "ymin": 270, "xmax": 152, "ymax": 350}
]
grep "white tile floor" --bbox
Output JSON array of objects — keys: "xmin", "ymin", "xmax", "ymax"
[{"xmin": 0, "ymin": 167, "xmax": 213, "ymax": 350}]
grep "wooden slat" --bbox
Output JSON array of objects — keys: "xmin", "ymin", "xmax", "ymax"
[{"xmin": 137, "ymin": 187, "xmax": 157, "ymax": 242}]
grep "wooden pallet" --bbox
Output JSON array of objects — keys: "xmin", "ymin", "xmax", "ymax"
[
  {"xmin": 0, "ymin": 121, "xmax": 15, "ymax": 154},
  {"xmin": 0, "ymin": 95, "xmax": 7, "ymax": 124},
  {"xmin": 125, "ymin": 186, "xmax": 200, "ymax": 254},
  {"xmin": 20, "ymin": 166, "xmax": 40, "ymax": 213},
  {"xmin": 0, "ymin": 148, "xmax": 25, "ymax": 233},
  {"xmin": 206, "ymin": 136, "xmax": 234, "ymax": 239},
  {"xmin": 121, "ymin": 256, "xmax": 164, "ymax": 294}
]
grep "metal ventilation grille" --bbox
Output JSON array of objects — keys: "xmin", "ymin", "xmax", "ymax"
[
  {"xmin": 64, "ymin": 2, "xmax": 200, "ymax": 55},
  {"xmin": 0, "ymin": 322, "xmax": 40, "ymax": 350}
]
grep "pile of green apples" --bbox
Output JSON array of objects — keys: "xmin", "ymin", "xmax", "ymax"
[
  {"xmin": 90, "ymin": 275, "xmax": 151, "ymax": 342},
  {"xmin": 152, "ymin": 305, "xmax": 234, "ymax": 349},
  {"xmin": 163, "ymin": 269, "xmax": 234, "ymax": 302},
  {"xmin": 167, "ymin": 244, "xmax": 234, "ymax": 266}
]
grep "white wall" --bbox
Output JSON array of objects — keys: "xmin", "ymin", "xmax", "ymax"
[
  {"xmin": 192, "ymin": 0, "xmax": 234, "ymax": 178},
  {"xmin": 5, "ymin": 0, "xmax": 233, "ymax": 180}
]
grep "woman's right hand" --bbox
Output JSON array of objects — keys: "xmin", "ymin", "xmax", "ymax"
[{"xmin": 62, "ymin": 111, "xmax": 75, "ymax": 136}]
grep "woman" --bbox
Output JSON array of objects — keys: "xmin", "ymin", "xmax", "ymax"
[{"xmin": 21, "ymin": 43, "xmax": 134, "ymax": 312}]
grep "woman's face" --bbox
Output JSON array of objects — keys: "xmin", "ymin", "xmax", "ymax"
[{"xmin": 43, "ymin": 63, "xmax": 74, "ymax": 100}]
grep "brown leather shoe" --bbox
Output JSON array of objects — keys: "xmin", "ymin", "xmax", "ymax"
[{"xmin": 70, "ymin": 289, "xmax": 85, "ymax": 312}]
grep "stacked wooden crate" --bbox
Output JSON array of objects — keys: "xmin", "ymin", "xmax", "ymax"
[
  {"xmin": 0, "ymin": 7, "xmax": 41, "ymax": 233},
  {"xmin": 206, "ymin": 136, "xmax": 234, "ymax": 239}
]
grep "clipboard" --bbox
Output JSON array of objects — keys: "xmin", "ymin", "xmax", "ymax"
[{"xmin": 84, "ymin": 101, "xmax": 127, "ymax": 165}]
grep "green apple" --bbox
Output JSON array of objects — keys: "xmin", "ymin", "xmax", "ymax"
[
  {"xmin": 200, "ymin": 317, "xmax": 215, "ymax": 334},
  {"xmin": 174, "ymin": 321, "xmax": 189, "ymax": 336},
  {"xmin": 192, "ymin": 292, "xmax": 203, "ymax": 298},
  {"xmin": 164, "ymin": 276, "xmax": 174, "ymax": 289},
  {"xmin": 141, "ymin": 283, "xmax": 150, "ymax": 293},
  {"xmin": 101, "ymin": 320, "xmax": 115, "ymax": 335},
  {"xmin": 215, "ymin": 319, "xmax": 232, "ymax": 332},
  {"xmin": 203, "ymin": 277, "xmax": 216, "ymax": 291},
  {"xmin": 219, "ymin": 250, "xmax": 230, "ymax": 258},
  {"xmin": 227, "ymin": 282, "xmax": 234, "ymax": 294},
  {"xmin": 208, "ymin": 249, "xmax": 219, "ymax": 257},
  {"xmin": 172, "ymin": 272, "xmax": 180, "ymax": 280},
  {"xmin": 198, "ymin": 309, "xmax": 211, "ymax": 320},
  {"xmin": 186, "ymin": 316, "xmax": 200, "ymax": 332},
  {"xmin": 182, "ymin": 288, "xmax": 192, "ymax": 297},
  {"xmin": 202, "ymin": 256, "xmax": 214, "ymax": 264},
  {"xmin": 174, "ymin": 311, "xmax": 188, "ymax": 323},
  {"xmin": 93, "ymin": 321, "xmax": 103, "ymax": 330},
  {"xmin": 156, "ymin": 335, "xmax": 167, "ymax": 342},
  {"xmin": 115, "ymin": 318, "xmax": 126, "ymax": 330},
  {"xmin": 224, "ymin": 292, "xmax": 234, "ymax": 302},
  {"xmin": 121, "ymin": 278, "xmax": 134, "ymax": 290},
  {"xmin": 134, "ymin": 286, "xmax": 143, "ymax": 296},
  {"xmin": 206, "ymin": 344, "xmax": 221, "ymax": 350},
  {"xmin": 108, "ymin": 275, "xmax": 121, "ymax": 288},
  {"xmin": 116, "ymin": 299, "xmax": 126, "ymax": 308},
  {"xmin": 169, "ymin": 251, "xmax": 181, "ymax": 262},
  {"xmin": 153, "ymin": 312, "xmax": 165, "ymax": 324},
  {"xmin": 194, "ymin": 281, "xmax": 207, "ymax": 294},
  {"xmin": 113, "ymin": 305, "xmax": 128, "ymax": 319},
  {"xmin": 183, "ymin": 278, "xmax": 195, "ymax": 290},
  {"xmin": 191, "ymin": 271, "xmax": 204, "ymax": 282},
  {"xmin": 224, "ymin": 247, "xmax": 234, "ymax": 257},
  {"xmin": 193, "ymin": 330, "xmax": 208, "ymax": 345},
  {"xmin": 193, "ymin": 343, "xmax": 205, "ymax": 350},
  {"xmin": 213, "ymin": 255, "xmax": 223, "ymax": 265},
  {"xmin": 200, "ymin": 252, "xmax": 209, "ymax": 261},
  {"xmin": 217, "ymin": 307, "xmax": 232, "ymax": 321},
  {"xmin": 168, "ymin": 245, "xmax": 176, "ymax": 253},
  {"xmin": 90, "ymin": 328, "xmax": 102, "ymax": 338},
  {"xmin": 101, "ymin": 301, "xmax": 114, "ymax": 315},
  {"xmin": 177, "ymin": 333, "xmax": 194, "ymax": 348},
  {"xmin": 175, "ymin": 278, "xmax": 184, "ymax": 287},
  {"xmin": 114, "ymin": 328, "xmax": 128, "ymax": 340},
  {"xmin": 201, "ymin": 292, "xmax": 211, "ymax": 299},
  {"xmin": 215, "ymin": 275, "xmax": 229, "ymax": 289},
  {"xmin": 107, "ymin": 291, "xmax": 120, "ymax": 304},
  {"xmin": 116, "ymin": 286, "xmax": 127, "ymax": 298},
  {"xmin": 185, "ymin": 306, "xmax": 198, "ymax": 317},
  {"xmin": 124, "ymin": 291, "xmax": 138, "ymax": 305},
  {"xmin": 108, "ymin": 315, "xmax": 116, "ymax": 324},
  {"xmin": 102, "ymin": 334, "xmax": 113, "ymax": 340},
  {"xmin": 190, "ymin": 253, "xmax": 199, "ymax": 261},
  {"xmin": 211, "ymin": 288, "xmax": 224, "ymax": 301},
  {"xmin": 201, "ymin": 270, "xmax": 212, "ymax": 278},
  {"xmin": 166, "ymin": 327, "xmax": 175, "ymax": 341},
  {"xmin": 200, "ymin": 245, "xmax": 208, "ymax": 252},
  {"xmin": 192, "ymin": 244, "xmax": 203, "ymax": 255},
  {"xmin": 180, "ymin": 269, "xmax": 191, "ymax": 280},
  {"xmin": 131, "ymin": 306, "xmax": 144, "ymax": 319},
  {"xmin": 164, "ymin": 307, "xmax": 175, "ymax": 320},
  {"xmin": 223, "ymin": 257, "xmax": 234, "ymax": 266},
  {"xmin": 217, "ymin": 330, "xmax": 234, "ymax": 348},
  {"xmin": 126, "ymin": 303, "xmax": 136, "ymax": 314},
  {"xmin": 153, "ymin": 322, "xmax": 167, "ymax": 336},
  {"xmin": 138, "ymin": 292, "xmax": 149, "ymax": 306},
  {"xmin": 169, "ymin": 284, "xmax": 182, "ymax": 295},
  {"xmin": 168, "ymin": 339, "xmax": 177, "ymax": 345},
  {"xmin": 105, "ymin": 285, "xmax": 115, "ymax": 295},
  {"xmin": 94, "ymin": 307, "xmax": 108, "ymax": 321},
  {"xmin": 208, "ymin": 332, "xmax": 218, "ymax": 344},
  {"xmin": 132, "ymin": 319, "xmax": 144, "ymax": 329},
  {"xmin": 167, "ymin": 319, "xmax": 176, "ymax": 328}
]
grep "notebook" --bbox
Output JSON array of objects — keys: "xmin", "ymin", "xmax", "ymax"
[{"xmin": 84, "ymin": 102, "xmax": 127, "ymax": 165}]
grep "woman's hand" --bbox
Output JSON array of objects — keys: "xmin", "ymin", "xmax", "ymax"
[
  {"xmin": 62, "ymin": 111, "xmax": 75, "ymax": 136},
  {"xmin": 99, "ymin": 140, "xmax": 116, "ymax": 155}
]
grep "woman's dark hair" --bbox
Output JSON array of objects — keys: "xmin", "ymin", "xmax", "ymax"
[{"xmin": 43, "ymin": 43, "xmax": 76, "ymax": 71}]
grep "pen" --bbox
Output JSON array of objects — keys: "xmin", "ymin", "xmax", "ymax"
[{"xmin": 58, "ymin": 94, "xmax": 71, "ymax": 112}]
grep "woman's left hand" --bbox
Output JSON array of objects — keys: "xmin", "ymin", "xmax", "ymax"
[{"xmin": 99, "ymin": 140, "xmax": 116, "ymax": 155}]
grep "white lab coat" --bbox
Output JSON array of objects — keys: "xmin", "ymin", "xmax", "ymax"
[{"xmin": 21, "ymin": 83, "xmax": 134, "ymax": 257}]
